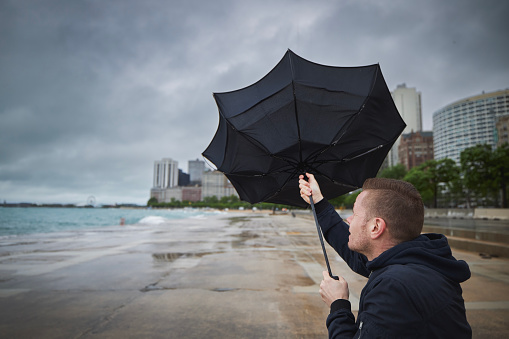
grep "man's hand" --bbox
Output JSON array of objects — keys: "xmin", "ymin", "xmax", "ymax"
[
  {"xmin": 319, "ymin": 271, "xmax": 349, "ymax": 307},
  {"xmin": 298, "ymin": 173, "xmax": 324, "ymax": 204}
]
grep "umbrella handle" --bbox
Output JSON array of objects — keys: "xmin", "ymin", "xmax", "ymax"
[{"xmin": 309, "ymin": 195, "xmax": 339, "ymax": 280}]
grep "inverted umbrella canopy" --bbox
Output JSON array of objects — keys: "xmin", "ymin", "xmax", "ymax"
[{"xmin": 203, "ymin": 50, "xmax": 406, "ymax": 208}]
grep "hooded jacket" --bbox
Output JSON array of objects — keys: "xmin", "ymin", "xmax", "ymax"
[{"xmin": 315, "ymin": 199, "xmax": 472, "ymax": 339}]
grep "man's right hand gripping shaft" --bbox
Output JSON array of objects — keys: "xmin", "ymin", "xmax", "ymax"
[{"xmin": 298, "ymin": 173, "xmax": 324, "ymax": 205}]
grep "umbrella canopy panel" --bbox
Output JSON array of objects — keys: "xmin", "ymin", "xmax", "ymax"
[{"xmin": 203, "ymin": 50, "xmax": 405, "ymax": 207}]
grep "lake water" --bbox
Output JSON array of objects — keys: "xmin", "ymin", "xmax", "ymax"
[{"xmin": 0, "ymin": 207, "xmax": 222, "ymax": 238}]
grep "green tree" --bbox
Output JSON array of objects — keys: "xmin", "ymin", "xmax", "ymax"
[
  {"xmin": 203, "ymin": 196, "xmax": 219, "ymax": 204},
  {"xmin": 403, "ymin": 166, "xmax": 434, "ymax": 207},
  {"xmin": 329, "ymin": 194, "xmax": 346, "ymax": 208},
  {"xmin": 493, "ymin": 143, "xmax": 509, "ymax": 207},
  {"xmin": 402, "ymin": 159, "xmax": 459, "ymax": 208},
  {"xmin": 220, "ymin": 195, "xmax": 241, "ymax": 204},
  {"xmin": 460, "ymin": 144, "xmax": 498, "ymax": 207},
  {"xmin": 421, "ymin": 159, "xmax": 460, "ymax": 208},
  {"xmin": 378, "ymin": 164, "xmax": 407, "ymax": 180},
  {"xmin": 343, "ymin": 190, "xmax": 361, "ymax": 209},
  {"xmin": 147, "ymin": 197, "xmax": 158, "ymax": 206},
  {"xmin": 171, "ymin": 198, "xmax": 182, "ymax": 207}
]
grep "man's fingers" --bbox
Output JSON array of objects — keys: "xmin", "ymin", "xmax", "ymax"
[{"xmin": 299, "ymin": 178, "xmax": 312, "ymax": 197}]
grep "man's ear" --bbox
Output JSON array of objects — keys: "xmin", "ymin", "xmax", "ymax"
[{"xmin": 370, "ymin": 217, "xmax": 387, "ymax": 240}]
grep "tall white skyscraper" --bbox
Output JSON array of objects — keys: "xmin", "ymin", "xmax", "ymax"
[
  {"xmin": 392, "ymin": 84, "xmax": 422, "ymax": 133},
  {"xmin": 153, "ymin": 158, "xmax": 179, "ymax": 188},
  {"xmin": 388, "ymin": 84, "xmax": 423, "ymax": 166}
]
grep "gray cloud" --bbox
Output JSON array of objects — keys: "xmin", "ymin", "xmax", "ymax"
[{"xmin": 1, "ymin": 0, "xmax": 508, "ymax": 204}]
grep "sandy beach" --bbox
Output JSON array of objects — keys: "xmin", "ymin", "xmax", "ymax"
[{"xmin": 1, "ymin": 211, "xmax": 508, "ymax": 338}]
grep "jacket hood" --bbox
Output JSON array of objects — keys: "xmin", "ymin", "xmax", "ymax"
[{"xmin": 366, "ymin": 233, "xmax": 471, "ymax": 283}]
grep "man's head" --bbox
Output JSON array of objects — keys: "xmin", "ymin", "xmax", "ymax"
[
  {"xmin": 345, "ymin": 178, "xmax": 424, "ymax": 259},
  {"xmin": 361, "ymin": 178, "xmax": 424, "ymax": 243}
]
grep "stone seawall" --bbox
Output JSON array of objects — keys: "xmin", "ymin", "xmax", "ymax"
[{"xmin": 425, "ymin": 208, "xmax": 509, "ymax": 220}]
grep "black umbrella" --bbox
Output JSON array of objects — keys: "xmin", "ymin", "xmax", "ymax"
[{"xmin": 203, "ymin": 50, "xmax": 405, "ymax": 278}]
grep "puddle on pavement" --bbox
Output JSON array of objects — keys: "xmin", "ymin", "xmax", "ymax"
[
  {"xmin": 229, "ymin": 230, "xmax": 261, "ymax": 248},
  {"xmin": 228, "ymin": 216, "xmax": 263, "ymax": 225},
  {"xmin": 141, "ymin": 285, "xmax": 240, "ymax": 293},
  {"xmin": 211, "ymin": 287, "xmax": 239, "ymax": 292},
  {"xmin": 152, "ymin": 251, "xmax": 219, "ymax": 262},
  {"xmin": 140, "ymin": 283, "xmax": 174, "ymax": 292}
]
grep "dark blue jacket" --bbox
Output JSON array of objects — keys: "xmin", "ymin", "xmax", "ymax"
[{"xmin": 316, "ymin": 200, "xmax": 472, "ymax": 339}]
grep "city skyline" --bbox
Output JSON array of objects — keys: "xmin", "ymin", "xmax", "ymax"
[{"xmin": 1, "ymin": 0, "xmax": 508, "ymax": 205}]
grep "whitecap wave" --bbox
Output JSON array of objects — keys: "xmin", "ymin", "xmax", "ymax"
[{"xmin": 138, "ymin": 216, "xmax": 170, "ymax": 225}]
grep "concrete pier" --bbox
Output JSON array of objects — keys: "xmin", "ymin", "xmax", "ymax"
[{"xmin": 1, "ymin": 212, "xmax": 508, "ymax": 338}]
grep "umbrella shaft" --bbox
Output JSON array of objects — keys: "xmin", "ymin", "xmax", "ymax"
[{"xmin": 309, "ymin": 195, "xmax": 339, "ymax": 280}]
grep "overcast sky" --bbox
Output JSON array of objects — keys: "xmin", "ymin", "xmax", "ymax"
[{"xmin": 1, "ymin": 0, "xmax": 508, "ymax": 205}]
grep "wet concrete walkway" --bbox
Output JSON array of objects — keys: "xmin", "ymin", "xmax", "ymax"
[{"xmin": 0, "ymin": 212, "xmax": 508, "ymax": 338}]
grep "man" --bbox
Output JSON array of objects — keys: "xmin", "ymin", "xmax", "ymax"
[{"xmin": 299, "ymin": 173, "xmax": 472, "ymax": 338}]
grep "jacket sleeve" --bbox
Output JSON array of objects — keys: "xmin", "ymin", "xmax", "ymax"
[
  {"xmin": 315, "ymin": 199, "xmax": 370, "ymax": 277},
  {"xmin": 326, "ymin": 299, "xmax": 358, "ymax": 338}
]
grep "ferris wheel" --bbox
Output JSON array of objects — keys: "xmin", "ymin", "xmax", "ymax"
[{"xmin": 86, "ymin": 196, "xmax": 96, "ymax": 207}]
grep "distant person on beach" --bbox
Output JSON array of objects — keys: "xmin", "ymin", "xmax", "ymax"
[{"xmin": 299, "ymin": 173, "xmax": 472, "ymax": 338}]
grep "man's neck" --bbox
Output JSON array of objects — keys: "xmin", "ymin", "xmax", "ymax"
[{"xmin": 366, "ymin": 240, "xmax": 399, "ymax": 261}]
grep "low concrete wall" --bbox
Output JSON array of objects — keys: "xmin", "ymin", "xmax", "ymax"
[
  {"xmin": 474, "ymin": 208, "xmax": 509, "ymax": 220},
  {"xmin": 425, "ymin": 209, "xmax": 474, "ymax": 219},
  {"xmin": 446, "ymin": 237, "xmax": 509, "ymax": 257},
  {"xmin": 425, "ymin": 208, "xmax": 509, "ymax": 220},
  {"xmin": 422, "ymin": 225, "xmax": 509, "ymax": 244}
]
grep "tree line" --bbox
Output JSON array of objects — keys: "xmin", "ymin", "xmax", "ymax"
[
  {"xmin": 147, "ymin": 195, "xmax": 292, "ymax": 211},
  {"xmin": 372, "ymin": 143, "xmax": 508, "ymax": 209}
]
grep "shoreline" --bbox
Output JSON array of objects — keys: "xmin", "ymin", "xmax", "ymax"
[{"xmin": 0, "ymin": 207, "xmax": 232, "ymax": 239}]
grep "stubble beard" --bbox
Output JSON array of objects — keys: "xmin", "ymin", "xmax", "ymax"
[{"xmin": 347, "ymin": 226, "xmax": 371, "ymax": 256}]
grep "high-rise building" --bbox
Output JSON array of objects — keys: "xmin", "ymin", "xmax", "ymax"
[
  {"xmin": 153, "ymin": 158, "xmax": 179, "ymax": 188},
  {"xmin": 188, "ymin": 159, "xmax": 205, "ymax": 185},
  {"xmin": 398, "ymin": 131, "xmax": 434, "ymax": 170},
  {"xmin": 202, "ymin": 171, "xmax": 238, "ymax": 200},
  {"xmin": 178, "ymin": 169, "xmax": 190, "ymax": 187},
  {"xmin": 433, "ymin": 89, "xmax": 509, "ymax": 164},
  {"xmin": 496, "ymin": 115, "xmax": 509, "ymax": 147},
  {"xmin": 392, "ymin": 84, "xmax": 423, "ymax": 133},
  {"xmin": 388, "ymin": 84, "xmax": 423, "ymax": 167}
]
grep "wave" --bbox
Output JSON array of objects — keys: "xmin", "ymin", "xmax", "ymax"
[{"xmin": 137, "ymin": 216, "xmax": 171, "ymax": 225}]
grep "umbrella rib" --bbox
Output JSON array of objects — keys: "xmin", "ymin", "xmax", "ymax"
[
  {"xmin": 288, "ymin": 53, "xmax": 303, "ymax": 165},
  {"xmin": 223, "ymin": 165, "xmax": 297, "ymax": 178},
  {"xmin": 291, "ymin": 82, "xmax": 303, "ymax": 164},
  {"xmin": 309, "ymin": 144, "xmax": 385, "ymax": 165},
  {"xmin": 342, "ymin": 144, "xmax": 384, "ymax": 161}
]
